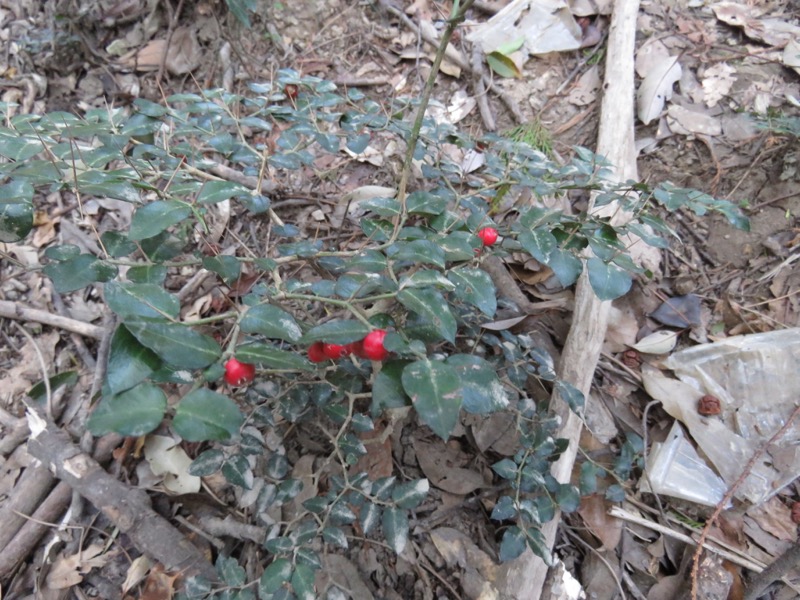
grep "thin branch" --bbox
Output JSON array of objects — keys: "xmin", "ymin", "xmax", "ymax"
[
  {"xmin": 690, "ymin": 402, "xmax": 800, "ymax": 599},
  {"xmin": 0, "ymin": 300, "xmax": 105, "ymax": 339}
]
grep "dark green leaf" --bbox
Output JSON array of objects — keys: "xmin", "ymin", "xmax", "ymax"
[
  {"xmin": 525, "ymin": 526, "xmax": 552, "ymax": 565},
  {"xmin": 371, "ymin": 360, "xmax": 410, "ymax": 416},
  {"xmin": 439, "ymin": 230, "xmax": 480, "ymax": 261},
  {"xmin": 499, "ymin": 527, "xmax": 527, "ymax": 562},
  {"xmin": 402, "ymin": 359, "xmax": 461, "ymax": 440},
  {"xmin": 240, "ymin": 305, "xmax": 302, "ymax": 342},
  {"xmin": 345, "ymin": 249, "xmax": 388, "ymax": 273},
  {"xmin": 554, "ymin": 379, "xmax": 585, "ymax": 413},
  {"xmin": 291, "ymin": 563, "xmax": 316, "ymax": 600},
  {"xmin": 125, "ymin": 322, "xmax": 221, "ymax": 369},
  {"xmin": 360, "ymin": 502, "xmax": 381, "ymax": 535},
  {"xmin": 43, "ymin": 255, "xmax": 118, "ymax": 293},
  {"xmin": 447, "ymin": 267, "xmax": 497, "ymax": 317},
  {"xmin": 202, "ymin": 255, "xmax": 242, "ymax": 284},
  {"xmin": 322, "ymin": 527, "xmax": 348, "ymax": 549},
  {"xmin": 397, "ymin": 288, "xmax": 456, "ymax": 343},
  {"xmin": 127, "ymin": 265, "xmax": 167, "ymax": 284},
  {"xmin": 360, "ymin": 197, "xmax": 401, "ymax": 218},
  {"xmin": 44, "ymin": 244, "xmax": 80, "ymax": 261},
  {"xmin": 300, "ymin": 320, "xmax": 370, "ymax": 344},
  {"xmin": 0, "ymin": 133, "xmax": 44, "ymax": 160},
  {"xmin": 276, "ymin": 240, "xmax": 321, "ymax": 257},
  {"xmin": 106, "ymin": 325, "xmax": 162, "ymax": 394},
  {"xmin": 389, "ymin": 240, "xmax": 446, "ymax": 270},
  {"xmin": 217, "ymin": 555, "xmax": 246, "ymax": 587},
  {"xmin": 328, "ymin": 501, "xmax": 357, "ymax": 525},
  {"xmin": 491, "ymin": 495, "xmax": 516, "ymax": 521},
  {"xmin": 295, "ymin": 547, "xmax": 321, "ymax": 571},
  {"xmin": 105, "ymin": 281, "xmax": 180, "ymax": 321},
  {"xmin": 128, "ymin": 201, "xmax": 192, "ymax": 241},
  {"xmin": 27, "ymin": 371, "xmax": 78, "ymax": 403},
  {"xmin": 236, "ymin": 343, "xmax": 313, "ymax": 371},
  {"xmin": 259, "ymin": 558, "xmax": 293, "ymax": 595},
  {"xmin": 519, "ymin": 227, "xmax": 557, "ymax": 263},
  {"xmin": 555, "ymin": 484, "xmax": 580, "ymax": 513},
  {"xmin": 492, "ymin": 458, "xmax": 518, "ymax": 480},
  {"xmin": 335, "ymin": 273, "xmax": 390, "ymax": 298},
  {"xmin": 382, "ymin": 506, "xmax": 409, "ymax": 554},
  {"xmin": 446, "ymin": 354, "xmax": 509, "ymax": 413},
  {"xmin": 222, "ymin": 454, "xmax": 252, "ymax": 488},
  {"xmin": 196, "ymin": 180, "xmax": 250, "ymax": 204},
  {"xmin": 547, "ymin": 247, "xmax": 582, "ymax": 287},
  {"xmin": 101, "ymin": 231, "xmax": 137, "ymax": 257},
  {"xmin": 605, "ymin": 484, "xmax": 626, "ymax": 503},
  {"xmin": 392, "ymin": 478, "xmax": 429, "ymax": 509},
  {"xmin": 188, "ymin": 449, "xmax": 225, "ymax": 476},
  {"xmin": 346, "ymin": 132, "xmax": 371, "ymax": 154},
  {"xmin": 75, "ymin": 172, "xmax": 140, "ymax": 203},
  {"xmin": 400, "ymin": 269, "xmax": 455, "ymax": 292},
  {"xmin": 0, "ymin": 180, "xmax": 33, "ymax": 204},
  {"xmin": 587, "ymin": 257, "xmax": 632, "ymax": 300},
  {"xmin": 173, "ymin": 388, "xmax": 244, "ymax": 442},
  {"xmin": 87, "ymin": 383, "xmax": 166, "ymax": 436},
  {"xmin": 579, "ymin": 462, "xmax": 598, "ymax": 495},
  {"xmin": 406, "ymin": 190, "xmax": 446, "ymax": 215}
]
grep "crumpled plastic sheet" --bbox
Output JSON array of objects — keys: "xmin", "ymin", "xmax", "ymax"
[{"xmin": 646, "ymin": 328, "xmax": 800, "ymax": 504}]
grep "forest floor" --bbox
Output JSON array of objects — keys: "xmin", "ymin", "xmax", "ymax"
[{"xmin": 0, "ymin": 0, "xmax": 799, "ymax": 599}]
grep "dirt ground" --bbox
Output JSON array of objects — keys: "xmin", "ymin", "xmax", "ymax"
[{"xmin": 0, "ymin": 0, "xmax": 799, "ymax": 599}]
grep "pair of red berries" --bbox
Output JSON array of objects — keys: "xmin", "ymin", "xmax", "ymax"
[{"xmin": 308, "ymin": 329, "xmax": 390, "ymax": 363}]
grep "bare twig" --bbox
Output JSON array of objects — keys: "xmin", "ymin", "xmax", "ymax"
[
  {"xmin": 609, "ymin": 506, "xmax": 765, "ymax": 572},
  {"xmin": 690, "ymin": 402, "xmax": 800, "ymax": 599},
  {"xmin": 155, "ymin": 0, "xmax": 187, "ymax": 86},
  {"xmin": 11, "ymin": 321, "xmax": 52, "ymax": 418},
  {"xmin": 0, "ymin": 300, "xmax": 104, "ymax": 339},
  {"xmin": 392, "ymin": 0, "xmax": 477, "ymax": 237}
]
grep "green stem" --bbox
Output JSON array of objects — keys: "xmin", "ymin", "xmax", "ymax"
[
  {"xmin": 278, "ymin": 292, "xmax": 374, "ymax": 327},
  {"xmin": 391, "ymin": 0, "xmax": 476, "ymax": 242}
]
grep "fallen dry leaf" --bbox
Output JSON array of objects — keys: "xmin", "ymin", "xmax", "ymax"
[
  {"xmin": 577, "ymin": 493, "xmax": 622, "ymax": 551},
  {"xmin": 119, "ymin": 27, "xmax": 201, "ymax": 75},
  {"xmin": 45, "ymin": 543, "xmax": 110, "ymax": 590},
  {"xmin": 637, "ymin": 55, "xmax": 682, "ymax": 125},
  {"xmin": 413, "ymin": 435, "xmax": 487, "ymax": 495}
]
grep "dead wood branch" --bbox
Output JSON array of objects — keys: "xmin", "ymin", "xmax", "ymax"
[
  {"xmin": 0, "ymin": 300, "xmax": 105, "ymax": 339},
  {"xmin": 24, "ymin": 410, "xmax": 217, "ymax": 582},
  {"xmin": 497, "ymin": 0, "xmax": 641, "ymax": 597}
]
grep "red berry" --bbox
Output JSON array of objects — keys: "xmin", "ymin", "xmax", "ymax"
[
  {"xmin": 361, "ymin": 329, "xmax": 390, "ymax": 361},
  {"xmin": 224, "ymin": 358, "xmax": 255, "ymax": 386},
  {"xmin": 348, "ymin": 340, "xmax": 367, "ymax": 359},
  {"xmin": 308, "ymin": 342, "xmax": 327, "ymax": 363},
  {"xmin": 322, "ymin": 343, "xmax": 351, "ymax": 360},
  {"xmin": 477, "ymin": 227, "xmax": 498, "ymax": 246}
]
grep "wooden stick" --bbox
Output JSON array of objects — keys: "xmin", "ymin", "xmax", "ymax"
[
  {"xmin": 497, "ymin": 0, "xmax": 641, "ymax": 597},
  {"xmin": 24, "ymin": 410, "xmax": 218, "ymax": 582},
  {"xmin": 0, "ymin": 300, "xmax": 105, "ymax": 339}
]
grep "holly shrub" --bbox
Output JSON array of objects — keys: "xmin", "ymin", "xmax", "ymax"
[{"xmin": 0, "ymin": 66, "xmax": 747, "ymax": 598}]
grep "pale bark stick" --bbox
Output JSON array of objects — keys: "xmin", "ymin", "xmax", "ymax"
[
  {"xmin": 0, "ymin": 300, "xmax": 105, "ymax": 339},
  {"xmin": 498, "ymin": 0, "xmax": 641, "ymax": 597}
]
